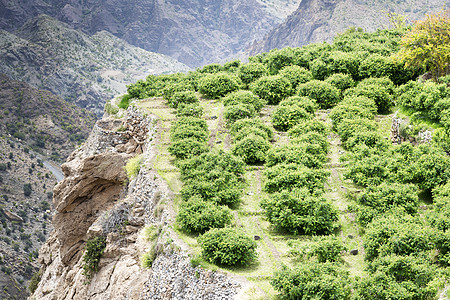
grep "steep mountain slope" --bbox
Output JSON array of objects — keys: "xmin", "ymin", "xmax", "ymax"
[
  {"xmin": 0, "ymin": 15, "xmax": 189, "ymax": 115},
  {"xmin": 0, "ymin": 74, "xmax": 95, "ymax": 299},
  {"xmin": 249, "ymin": 0, "xmax": 448, "ymax": 54},
  {"xmin": 0, "ymin": 0, "xmax": 301, "ymax": 67}
]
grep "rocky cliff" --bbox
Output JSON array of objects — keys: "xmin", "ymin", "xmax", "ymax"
[
  {"xmin": 249, "ymin": 0, "xmax": 448, "ymax": 54},
  {"xmin": 30, "ymin": 106, "xmax": 242, "ymax": 299},
  {"xmin": 0, "ymin": 0, "xmax": 301, "ymax": 67}
]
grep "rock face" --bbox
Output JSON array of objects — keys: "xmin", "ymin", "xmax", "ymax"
[
  {"xmin": 0, "ymin": 0, "xmax": 302, "ymax": 67},
  {"xmin": 249, "ymin": 0, "xmax": 446, "ymax": 55},
  {"xmin": 30, "ymin": 107, "xmax": 240, "ymax": 300},
  {"xmin": 0, "ymin": 15, "xmax": 189, "ymax": 114}
]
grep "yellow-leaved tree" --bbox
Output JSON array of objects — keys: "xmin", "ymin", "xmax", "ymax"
[{"xmin": 394, "ymin": 10, "xmax": 450, "ymax": 81}]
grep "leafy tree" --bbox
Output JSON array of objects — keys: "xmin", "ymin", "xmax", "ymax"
[
  {"xmin": 278, "ymin": 65, "xmax": 313, "ymax": 88},
  {"xmin": 222, "ymin": 90, "xmax": 266, "ymax": 112},
  {"xmin": 198, "ymin": 228, "xmax": 257, "ymax": 266},
  {"xmin": 176, "ymin": 103, "xmax": 204, "ymax": 118},
  {"xmin": 325, "ymin": 73, "xmax": 355, "ymax": 91},
  {"xmin": 272, "ymin": 263, "xmax": 351, "ymax": 300},
  {"xmin": 224, "ymin": 104, "xmax": 256, "ymax": 125},
  {"xmin": 232, "ymin": 134, "xmax": 271, "ymax": 164},
  {"xmin": 167, "ymin": 91, "xmax": 198, "ymax": 108},
  {"xmin": 288, "ymin": 119, "xmax": 328, "ymax": 137},
  {"xmin": 198, "ymin": 73, "xmax": 240, "ymax": 99},
  {"xmin": 297, "ymin": 80, "xmax": 341, "ymax": 109},
  {"xmin": 250, "ymin": 75, "xmax": 293, "ymax": 104},
  {"xmin": 394, "ymin": 10, "xmax": 450, "ymax": 81},
  {"xmin": 272, "ymin": 105, "xmax": 312, "ymax": 131},
  {"xmin": 230, "ymin": 118, "xmax": 274, "ymax": 140},
  {"xmin": 279, "ymin": 96, "xmax": 318, "ymax": 114},
  {"xmin": 238, "ymin": 63, "xmax": 269, "ymax": 87},
  {"xmin": 177, "ymin": 197, "xmax": 233, "ymax": 234}
]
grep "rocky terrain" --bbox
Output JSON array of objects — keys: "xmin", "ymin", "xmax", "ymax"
[
  {"xmin": 0, "ymin": 15, "xmax": 189, "ymax": 114},
  {"xmin": 0, "ymin": 0, "xmax": 301, "ymax": 67},
  {"xmin": 249, "ymin": 0, "xmax": 447, "ymax": 54},
  {"xmin": 29, "ymin": 105, "xmax": 243, "ymax": 299},
  {"xmin": 0, "ymin": 74, "xmax": 96, "ymax": 299}
]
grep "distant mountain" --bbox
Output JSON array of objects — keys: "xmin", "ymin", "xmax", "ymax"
[
  {"xmin": 0, "ymin": 74, "xmax": 96, "ymax": 299},
  {"xmin": 0, "ymin": 0, "xmax": 301, "ymax": 67},
  {"xmin": 0, "ymin": 15, "xmax": 189, "ymax": 115},
  {"xmin": 249, "ymin": 0, "xmax": 448, "ymax": 54}
]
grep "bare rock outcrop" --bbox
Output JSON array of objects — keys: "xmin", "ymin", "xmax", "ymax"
[{"xmin": 30, "ymin": 106, "xmax": 241, "ymax": 300}]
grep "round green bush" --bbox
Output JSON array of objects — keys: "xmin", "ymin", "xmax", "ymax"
[
  {"xmin": 309, "ymin": 58, "xmax": 330, "ymax": 80},
  {"xmin": 232, "ymin": 134, "xmax": 271, "ymax": 164},
  {"xmin": 297, "ymin": 80, "xmax": 341, "ymax": 109},
  {"xmin": 340, "ymin": 95, "xmax": 377, "ymax": 116},
  {"xmin": 279, "ymin": 96, "xmax": 318, "ymax": 114},
  {"xmin": 162, "ymin": 81, "xmax": 194, "ymax": 102},
  {"xmin": 230, "ymin": 118, "xmax": 274, "ymax": 140},
  {"xmin": 329, "ymin": 104, "xmax": 373, "ymax": 129},
  {"xmin": 198, "ymin": 227, "xmax": 257, "ymax": 266},
  {"xmin": 359, "ymin": 54, "xmax": 395, "ymax": 80},
  {"xmin": 167, "ymin": 91, "xmax": 198, "ymax": 108},
  {"xmin": 172, "ymin": 116, "xmax": 208, "ymax": 132},
  {"xmin": 198, "ymin": 73, "xmax": 240, "ymax": 99},
  {"xmin": 238, "ymin": 63, "xmax": 269, "ymax": 87},
  {"xmin": 325, "ymin": 73, "xmax": 355, "ymax": 91},
  {"xmin": 344, "ymin": 84, "xmax": 392, "ymax": 113},
  {"xmin": 327, "ymin": 51, "xmax": 360, "ymax": 78},
  {"xmin": 233, "ymin": 127, "xmax": 269, "ymax": 142},
  {"xmin": 250, "ymin": 75, "xmax": 293, "ymax": 105},
  {"xmin": 170, "ymin": 124, "xmax": 208, "ymax": 142},
  {"xmin": 272, "ymin": 263, "xmax": 351, "ymax": 300},
  {"xmin": 262, "ymin": 186, "xmax": 339, "ymax": 235},
  {"xmin": 336, "ymin": 118, "xmax": 377, "ymax": 143},
  {"xmin": 264, "ymin": 47, "xmax": 295, "ymax": 75},
  {"xmin": 176, "ymin": 103, "xmax": 204, "ymax": 118},
  {"xmin": 222, "ymin": 90, "xmax": 266, "ymax": 112},
  {"xmin": 168, "ymin": 138, "xmax": 209, "ymax": 160},
  {"xmin": 263, "ymin": 163, "xmax": 330, "ymax": 194},
  {"xmin": 272, "ymin": 105, "xmax": 313, "ymax": 131},
  {"xmin": 291, "ymin": 132, "xmax": 329, "ymax": 154},
  {"xmin": 278, "ymin": 65, "xmax": 313, "ymax": 88},
  {"xmin": 224, "ymin": 104, "xmax": 256, "ymax": 125},
  {"xmin": 266, "ymin": 143, "xmax": 327, "ymax": 169},
  {"xmin": 177, "ymin": 197, "xmax": 233, "ymax": 234},
  {"xmin": 288, "ymin": 119, "xmax": 328, "ymax": 137}
]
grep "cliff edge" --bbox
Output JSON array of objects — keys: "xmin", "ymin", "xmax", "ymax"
[{"xmin": 30, "ymin": 106, "xmax": 241, "ymax": 299}]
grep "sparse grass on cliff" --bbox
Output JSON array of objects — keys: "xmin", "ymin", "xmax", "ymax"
[{"xmin": 125, "ymin": 154, "xmax": 143, "ymax": 179}]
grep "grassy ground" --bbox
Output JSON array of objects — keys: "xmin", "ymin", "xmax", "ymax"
[{"xmin": 136, "ymin": 97, "xmax": 394, "ymax": 298}]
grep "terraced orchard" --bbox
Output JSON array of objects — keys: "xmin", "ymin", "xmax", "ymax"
[{"xmin": 121, "ymin": 25, "xmax": 450, "ymax": 300}]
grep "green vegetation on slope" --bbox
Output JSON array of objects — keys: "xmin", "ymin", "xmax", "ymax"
[{"xmin": 134, "ymin": 13, "xmax": 450, "ymax": 299}]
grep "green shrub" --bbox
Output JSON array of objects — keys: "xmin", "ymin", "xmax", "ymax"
[
  {"xmin": 288, "ymin": 119, "xmax": 328, "ymax": 137},
  {"xmin": 177, "ymin": 197, "xmax": 233, "ymax": 234},
  {"xmin": 264, "ymin": 47, "xmax": 295, "ymax": 74},
  {"xmin": 356, "ymin": 255, "xmax": 439, "ymax": 300},
  {"xmin": 143, "ymin": 225, "xmax": 160, "ymax": 242},
  {"xmin": 238, "ymin": 63, "xmax": 269, "ymax": 87},
  {"xmin": 291, "ymin": 132, "xmax": 329, "ymax": 155},
  {"xmin": 172, "ymin": 117, "xmax": 208, "ymax": 132},
  {"xmin": 28, "ymin": 270, "xmax": 42, "ymax": 293},
  {"xmin": 271, "ymin": 263, "xmax": 351, "ymax": 300},
  {"xmin": 309, "ymin": 58, "xmax": 330, "ymax": 80},
  {"xmin": 141, "ymin": 250, "xmax": 156, "ymax": 269},
  {"xmin": 222, "ymin": 90, "xmax": 266, "ymax": 112},
  {"xmin": 264, "ymin": 163, "xmax": 330, "ymax": 194},
  {"xmin": 198, "ymin": 227, "xmax": 257, "ymax": 266},
  {"xmin": 224, "ymin": 104, "xmax": 256, "ymax": 125},
  {"xmin": 279, "ymin": 96, "xmax": 318, "ymax": 114},
  {"xmin": 340, "ymin": 95, "xmax": 377, "ymax": 116},
  {"xmin": 197, "ymin": 63, "xmax": 224, "ymax": 74},
  {"xmin": 261, "ymin": 188, "xmax": 338, "ymax": 235},
  {"xmin": 250, "ymin": 75, "xmax": 293, "ymax": 105},
  {"xmin": 82, "ymin": 236, "xmax": 107, "ymax": 280},
  {"xmin": 329, "ymin": 105, "xmax": 373, "ymax": 129},
  {"xmin": 266, "ymin": 143, "xmax": 327, "ymax": 169},
  {"xmin": 118, "ymin": 94, "xmax": 133, "ymax": 109},
  {"xmin": 167, "ymin": 91, "xmax": 198, "ymax": 108},
  {"xmin": 309, "ymin": 237, "xmax": 346, "ymax": 263},
  {"xmin": 325, "ymin": 73, "xmax": 355, "ymax": 91},
  {"xmin": 344, "ymin": 83, "xmax": 392, "ymax": 113},
  {"xmin": 272, "ymin": 105, "xmax": 313, "ymax": 131},
  {"xmin": 232, "ymin": 134, "xmax": 271, "ymax": 164},
  {"xmin": 297, "ymin": 80, "xmax": 341, "ymax": 109},
  {"xmin": 198, "ymin": 73, "xmax": 240, "ymax": 99},
  {"xmin": 359, "ymin": 54, "xmax": 395, "ymax": 80},
  {"xmin": 125, "ymin": 154, "xmax": 144, "ymax": 179},
  {"xmin": 233, "ymin": 127, "xmax": 269, "ymax": 142},
  {"xmin": 364, "ymin": 214, "xmax": 438, "ymax": 261},
  {"xmin": 326, "ymin": 51, "xmax": 360, "ymax": 78},
  {"xmin": 176, "ymin": 103, "xmax": 204, "ymax": 118},
  {"xmin": 278, "ymin": 65, "xmax": 313, "ymax": 88},
  {"xmin": 162, "ymin": 81, "xmax": 194, "ymax": 102},
  {"xmin": 223, "ymin": 60, "xmax": 241, "ymax": 72},
  {"xmin": 230, "ymin": 118, "xmax": 274, "ymax": 140},
  {"xmin": 336, "ymin": 118, "xmax": 378, "ymax": 143},
  {"xmin": 170, "ymin": 124, "xmax": 208, "ymax": 142},
  {"xmin": 168, "ymin": 138, "xmax": 209, "ymax": 160},
  {"xmin": 23, "ymin": 183, "xmax": 32, "ymax": 197}
]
